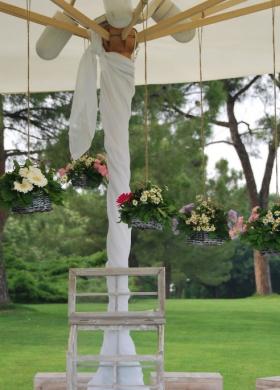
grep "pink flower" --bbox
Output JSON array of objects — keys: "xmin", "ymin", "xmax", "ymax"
[
  {"xmin": 98, "ymin": 164, "xmax": 108, "ymax": 177},
  {"xmin": 229, "ymin": 216, "xmax": 247, "ymax": 240},
  {"xmin": 94, "ymin": 160, "xmax": 108, "ymax": 178},
  {"xmin": 116, "ymin": 192, "xmax": 133, "ymax": 206},
  {"xmin": 58, "ymin": 168, "xmax": 66, "ymax": 177},
  {"xmin": 94, "ymin": 160, "xmax": 101, "ymax": 169},
  {"xmin": 249, "ymin": 206, "xmax": 260, "ymax": 223}
]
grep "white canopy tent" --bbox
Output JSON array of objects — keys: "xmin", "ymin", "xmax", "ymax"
[{"xmin": 0, "ymin": 0, "xmax": 280, "ymax": 93}]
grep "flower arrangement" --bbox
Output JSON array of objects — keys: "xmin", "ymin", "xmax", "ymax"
[
  {"xmin": 175, "ymin": 195, "xmax": 230, "ymax": 245},
  {"xmin": 234, "ymin": 205, "xmax": 280, "ymax": 254},
  {"xmin": 117, "ymin": 182, "xmax": 174, "ymax": 230},
  {"xmin": 58, "ymin": 153, "xmax": 108, "ymax": 189},
  {"xmin": 0, "ymin": 160, "xmax": 63, "ymax": 212}
]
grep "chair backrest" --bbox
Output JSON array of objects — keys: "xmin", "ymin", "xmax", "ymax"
[{"xmin": 68, "ymin": 267, "xmax": 166, "ymax": 323}]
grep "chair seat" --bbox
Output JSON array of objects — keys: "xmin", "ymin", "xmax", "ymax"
[{"xmin": 69, "ymin": 310, "xmax": 165, "ymax": 326}]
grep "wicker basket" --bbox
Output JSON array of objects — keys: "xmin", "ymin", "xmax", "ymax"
[
  {"xmin": 131, "ymin": 218, "xmax": 163, "ymax": 231},
  {"xmin": 71, "ymin": 174, "xmax": 89, "ymax": 189},
  {"xmin": 12, "ymin": 191, "xmax": 52, "ymax": 214},
  {"xmin": 260, "ymin": 249, "xmax": 280, "ymax": 257},
  {"xmin": 186, "ymin": 231, "xmax": 225, "ymax": 246}
]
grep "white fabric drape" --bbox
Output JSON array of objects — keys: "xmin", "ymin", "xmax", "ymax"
[{"xmin": 69, "ymin": 32, "xmax": 147, "ymax": 390}]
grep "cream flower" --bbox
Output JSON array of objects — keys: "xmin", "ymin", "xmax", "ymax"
[
  {"xmin": 140, "ymin": 194, "xmax": 147, "ymax": 203},
  {"xmin": 85, "ymin": 157, "xmax": 94, "ymax": 167},
  {"xmin": 19, "ymin": 167, "xmax": 29, "ymax": 178},
  {"xmin": 60, "ymin": 175, "xmax": 68, "ymax": 184},
  {"xmin": 26, "ymin": 168, "xmax": 48, "ymax": 187},
  {"xmin": 14, "ymin": 179, "xmax": 33, "ymax": 193},
  {"xmin": 132, "ymin": 200, "xmax": 138, "ymax": 206}
]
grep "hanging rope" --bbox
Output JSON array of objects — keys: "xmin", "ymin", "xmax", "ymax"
[
  {"xmin": 198, "ymin": 27, "xmax": 206, "ymax": 197},
  {"xmin": 26, "ymin": 0, "xmax": 31, "ymax": 159},
  {"xmin": 272, "ymin": 6, "xmax": 279, "ymax": 197},
  {"xmin": 141, "ymin": 0, "xmax": 149, "ymax": 184}
]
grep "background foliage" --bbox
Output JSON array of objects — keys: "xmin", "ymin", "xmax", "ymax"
[{"xmin": 2, "ymin": 80, "xmax": 280, "ymax": 302}]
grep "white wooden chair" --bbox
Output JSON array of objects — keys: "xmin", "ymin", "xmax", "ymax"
[{"xmin": 67, "ymin": 267, "xmax": 166, "ymax": 390}]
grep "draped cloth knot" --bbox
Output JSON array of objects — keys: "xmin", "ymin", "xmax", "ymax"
[
  {"xmin": 69, "ymin": 32, "xmax": 149, "ymax": 390},
  {"xmin": 69, "ymin": 31, "xmax": 134, "ymax": 161}
]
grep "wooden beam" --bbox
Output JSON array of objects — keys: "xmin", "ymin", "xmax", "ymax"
[
  {"xmin": 191, "ymin": 0, "xmax": 248, "ymax": 20},
  {"xmin": 0, "ymin": 1, "xmax": 88, "ymax": 38},
  {"xmin": 122, "ymin": 0, "xmax": 148, "ymax": 40},
  {"xmin": 137, "ymin": 0, "xmax": 280, "ymax": 42},
  {"xmin": 137, "ymin": 0, "xmax": 227, "ymax": 40},
  {"xmin": 50, "ymin": 0, "xmax": 110, "ymax": 40}
]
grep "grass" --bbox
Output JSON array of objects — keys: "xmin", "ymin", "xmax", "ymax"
[{"xmin": 0, "ymin": 297, "xmax": 280, "ymax": 390}]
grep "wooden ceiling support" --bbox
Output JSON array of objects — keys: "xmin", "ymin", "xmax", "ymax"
[
  {"xmin": 137, "ymin": 0, "xmax": 227, "ymax": 41},
  {"xmin": 50, "ymin": 0, "xmax": 110, "ymax": 40},
  {"xmin": 138, "ymin": 0, "xmax": 280, "ymax": 42},
  {"xmin": 0, "ymin": 0, "xmax": 88, "ymax": 38},
  {"xmin": 191, "ymin": 0, "xmax": 248, "ymax": 20}
]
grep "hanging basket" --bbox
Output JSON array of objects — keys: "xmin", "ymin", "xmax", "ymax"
[
  {"xmin": 131, "ymin": 218, "xmax": 163, "ymax": 231},
  {"xmin": 12, "ymin": 191, "xmax": 52, "ymax": 214},
  {"xmin": 260, "ymin": 249, "xmax": 280, "ymax": 257},
  {"xmin": 71, "ymin": 174, "xmax": 89, "ymax": 189},
  {"xmin": 186, "ymin": 232, "xmax": 225, "ymax": 246}
]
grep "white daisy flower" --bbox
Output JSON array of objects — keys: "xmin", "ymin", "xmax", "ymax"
[
  {"xmin": 26, "ymin": 169, "xmax": 48, "ymax": 187},
  {"xmin": 19, "ymin": 167, "xmax": 29, "ymax": 178},
  {"xmin": 14, "ymin": 179, "xmax": 33, "ymax": 193},
  {"xmin": 140, "ymin": 194, "xmax": 148, "ymax": 203}
]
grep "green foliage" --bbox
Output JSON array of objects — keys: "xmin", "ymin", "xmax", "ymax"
[
  {"xmin": 118, "ymin": 183, "xmax": 175, "ymax": 227},
  {"xmin": 2, "ymin": 83, "xmax": 255, "ymax": 302},
  {"xmin": 241, "ymin": 204, "xmax": 280, "ymax": 251},
  {"xmin": 0, "ymin": 160, "xmax": 64, "ymax": 210},
  {"xmin": 7, "ymin": 253, "xmax": 106, "ymax": 303}
]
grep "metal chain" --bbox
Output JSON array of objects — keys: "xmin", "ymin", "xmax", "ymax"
[
  {"xmin": 198, "ymin": 27, "xmax": 206, "ymax": 197},
  {"xmin": 272, "ymin": 6, "xmax": 279, "ymax": 197}
]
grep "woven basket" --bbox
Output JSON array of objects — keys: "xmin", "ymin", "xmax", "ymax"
[
  {"xmin": 12, "ymin": 191, "xmax": 52, "ymax": 214},
  {"xmin": 260, "ymin": 249, "xmax": 280, "ymax": 257},
  {"xmin": 71, "ymin": 174, "xmax": 89, "ymax": 189},
  {"xmin": 186, "ymin": 231, "xmax": 225, "ymax": 246},
  {"xmin": 131, "ymin": 218, "xmax": 163, "ymax": 231}
]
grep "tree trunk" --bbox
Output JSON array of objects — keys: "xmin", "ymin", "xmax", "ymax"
[
  {"xmin": 254, "ymin": 250, "xmax": 272, "ymax": 295},
  {"xmin": 226, "ymin": 96, "xmax": 273, "ymax": 295},
  {"xmin": 0, "ymin": 94, "xmax": 10, "ymax": 305}
]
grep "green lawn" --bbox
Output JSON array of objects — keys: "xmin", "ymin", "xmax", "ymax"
[{"xmin": 0, "ymin": 297, "xmax": 280, "ymax": 390}]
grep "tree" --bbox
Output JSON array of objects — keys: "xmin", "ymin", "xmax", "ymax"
[{"xmin": 164, "ymin": 77, "xmax": 279, "ymax": 295}]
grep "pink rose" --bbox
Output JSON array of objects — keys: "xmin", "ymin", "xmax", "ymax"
[
  {"xmin": 249, "ymin": 206, "xmax": 260, "ymax": 223},
  {"xmin": 94, "ymin": 160, "xmax": 101, "ymax": 169},
  {"xmin": 229, "ymin": 216, "xmax": 247, "ymax": 240},
  {"xmin": 97, "ymin": 164, "xmax": 108, "ymax": 177},
  {"xmin": 58, "ymin": 168, "xmax": 66, "ymax": 177}
]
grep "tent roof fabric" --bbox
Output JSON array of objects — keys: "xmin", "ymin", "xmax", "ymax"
[{"xmin": 0, "ymin": 0, "xmax": 279, "ymax": 93}]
